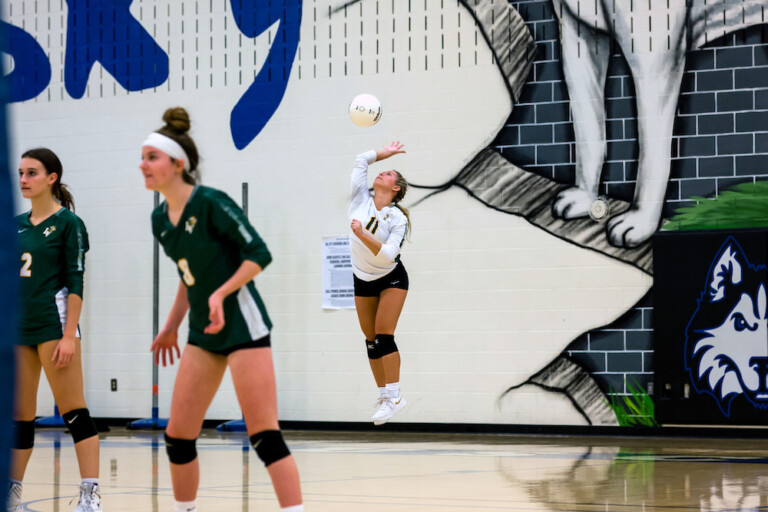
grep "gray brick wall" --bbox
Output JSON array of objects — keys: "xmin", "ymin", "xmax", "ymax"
[
  {"xmin": 501, "ymin": 0, "xmax": 768, "ymax": 403},
  {"xmin": 566, "ymin": 293, "xmax": 653, "ymax": 396}
]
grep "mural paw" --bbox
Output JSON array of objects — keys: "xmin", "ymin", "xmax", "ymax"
[
  {"xmin": 552, "ymin": 188, "xmax": 593, "ymax": 219},
  {"xmin": 606, "ymin": 209, "xmax": 657, "ymax": 248}
]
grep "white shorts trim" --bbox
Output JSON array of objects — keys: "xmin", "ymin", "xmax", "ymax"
[
  {"xmin": 55, "ymin": 287, "xmax": 81, "ymax": 338},
  {"xmin": 237, "ymin": 287, "xmax": 269, "ymax": 340}
]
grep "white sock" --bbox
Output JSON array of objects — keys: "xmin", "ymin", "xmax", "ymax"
[
  {"xmin": 378, "ymin": 387, "xmax": 387, "ymax": 397},
  {"xmin": 82, "ymin": 478, "xmax": 98, "ymax": 486},
  {"xmin": 385, "ymin": 382, "xmax": 400, "ymax": 398},
  {"xmin": 9, "ymin": 479, "xmax": 21, "ymax": 486},
  {"xmin": 174, "ymin": 499, "xmax": 197, "ymax": 512},
  {"xmin": 282, "ymin": 505, "xmax": 304, "ymax": 512}
]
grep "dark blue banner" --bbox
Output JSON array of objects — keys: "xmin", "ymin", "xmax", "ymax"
[{"xmin": 0, "ymin": 0, "xmax": 18, "ymax": 487}]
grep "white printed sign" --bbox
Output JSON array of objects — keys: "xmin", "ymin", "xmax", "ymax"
[{"xmin": 321, "ymin": 236, "xmax": 354, "ymax": 310}]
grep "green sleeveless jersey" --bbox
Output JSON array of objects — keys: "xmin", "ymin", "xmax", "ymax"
[
  {"xmin": 152, "ymin": 186, "xmax": 273, "ymax": 352},
  {"xmin": 16, "ymin": 207, "xmax": 89, "ymax": 345}
]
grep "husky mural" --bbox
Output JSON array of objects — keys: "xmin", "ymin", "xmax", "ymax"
[
  {"xmin": 12, "ymin": 0, "xmax": 635, "ymax": 424},
  {"xmin": 550, "ymin": 0, "xmax": 767, "ymax": 248},
  {"xmin": 686, "ymin": 237, "xmax": 768, "ymax": 417},
  {"xmin": 3, "ymin": 0, "xmax": 764, "ymax": 427}
]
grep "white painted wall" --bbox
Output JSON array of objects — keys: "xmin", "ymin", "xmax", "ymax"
[{"xmin": 4, "ymin": 0, "xmax": 651, "ymax": 425}]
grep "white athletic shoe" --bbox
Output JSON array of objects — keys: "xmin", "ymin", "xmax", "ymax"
[
  {"xmin": 6, "ymin": 482, "xmax": 23, "ymax": 512},
  {"xmin": 371, "ymin": 394, "xmax": 406, "ymax": 425},
  {"xmin": 72, "ymin": 483, "xmax": 102, "ymax": 512}
]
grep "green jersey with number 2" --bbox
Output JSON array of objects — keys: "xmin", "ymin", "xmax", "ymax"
[{"xmin": 16, "ymin": 207, "xmax": 88, "ymax": 345}]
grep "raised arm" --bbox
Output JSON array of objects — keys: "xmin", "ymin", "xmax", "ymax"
[
  {"xmin": 374, "ymin": 141, "xmax": 405, "ymax": 162},
  {"xmin": 351, "ymin": 141, "xmax": 406, "ymax": 201}
]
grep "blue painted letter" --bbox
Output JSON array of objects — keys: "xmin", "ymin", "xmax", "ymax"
[
  {"xmin": 64, "ymin": 0, "xmax": 168, "ymax": 99},
  {"xmin": 230, "ymin": 0, "xmax": 303, "ymax": 149},
  {"xmin": 0, "ymin": 21, "xmax": 51, "ymax": 102}
]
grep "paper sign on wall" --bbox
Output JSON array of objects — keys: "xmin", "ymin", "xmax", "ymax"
[{"xmin": 321, "ymin": 236, "xmax": 354, "ymax": 309}]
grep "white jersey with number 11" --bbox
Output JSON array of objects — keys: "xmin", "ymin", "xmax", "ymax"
[{"xmin": 348, "ymin": 151, "xmax": 408, "ymax": 282}]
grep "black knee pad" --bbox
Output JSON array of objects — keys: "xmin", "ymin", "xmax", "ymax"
[
  {"xmin": 62, "ymin": 408, "xmax": 98, "ymax": 443},
  {"xmin": 366, "ymin": 339, "xmax": 381, "ymax": 360},
  {"xmin": 376, "ymin": 334, "xmax": 398, "ymax": 356},
  {"xmin": 14, "ymin": 420, "xmax": 35, "ymax": 449},
  {"xmin": 250, "ymin": 430, "xmax": 290, "ymax": 467},
  {"xmin": 164, "ymin": 433, "xmax": 198, "ymax": 465}
]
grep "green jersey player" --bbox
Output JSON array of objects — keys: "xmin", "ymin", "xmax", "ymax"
[
  {"xmin": 151, "ymin": 185, "xmax": 273, "ymax": 354},
  {"xmin": 9, "ymin": 148, "xmax": 102, "ymax": 512},
  {"xmin": 16, "ymin": 206, "xmax": 87, "ymax": 346},
  {"xmin": 140, "ymin": 107, "xmax": 303, "ymax": 512}
]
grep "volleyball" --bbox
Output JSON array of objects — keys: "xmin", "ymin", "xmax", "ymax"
[{"xmin": 348, "ymin": 94, "xmax": 382, "ymax": 127}]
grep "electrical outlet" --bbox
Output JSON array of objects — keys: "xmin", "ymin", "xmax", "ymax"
[{"xmin": 110, "ymin": 379, "xmax": 117, "ymax": 392}]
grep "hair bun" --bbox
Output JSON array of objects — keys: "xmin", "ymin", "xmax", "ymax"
[{"xmin": 162, "ymin": 107, "xmax": 191, "ymax": 135}]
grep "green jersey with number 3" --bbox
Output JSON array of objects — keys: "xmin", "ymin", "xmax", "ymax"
[
  {"xmin": 152, "ymin": 185, "xmax": 273, "ymax": 352},
  {"xmin": 16, "ymin": 207, "xmax": 89, "ymax": 345}
]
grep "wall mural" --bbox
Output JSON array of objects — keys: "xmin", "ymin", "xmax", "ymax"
[
  {"xmin": 686, "ymin": 237, "xmax": 768, "ymax": 416},
  {"xmin": 551, "ymin": 0, "xmax": 766, "ymax": 248},
  {"xmin": 3, "ymin": 0, "xmax": 766, "ymax": 425},
  {"xmin": 1, "ymin": 0, "xmax": 300, "ymax": 148},
  {"xmin": 409, "ymin": 0, "xmax": 768, "ymax": 425}
]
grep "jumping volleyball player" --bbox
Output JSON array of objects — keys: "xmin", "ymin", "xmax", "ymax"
[
  {"xmin": 349, "ymin": 141, "xmax": 411, "ymax": 425},
  {"xmin": 140, "ymin": 107, "xmax": 302, "ymax": 512},
  {"xmin": 9, "ymin": 149, "xmax": 102, "ymax": 512}
]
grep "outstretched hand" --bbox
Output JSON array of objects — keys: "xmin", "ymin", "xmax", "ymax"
[
  {"xmin": 376, "ymin": 141, "xmax": 406, "ymax": 161},
  {"xmin": 151, "ymin": 329, "xmax": 181, "ymax": 367}
]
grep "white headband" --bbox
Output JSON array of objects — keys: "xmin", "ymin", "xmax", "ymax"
[{"xmin": 142, "ymin": 132, "xmax": 191, "ymax": 171}]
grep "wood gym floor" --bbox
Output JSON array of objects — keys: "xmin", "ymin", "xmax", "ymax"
[{"xmin": 15, "ymin": 427, "xmax": 768, "ymax": 511}]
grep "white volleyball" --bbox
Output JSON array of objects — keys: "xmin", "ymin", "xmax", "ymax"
[{"xmin": 348, "ymin": 94, "xmax": 382, "ymax": 127}]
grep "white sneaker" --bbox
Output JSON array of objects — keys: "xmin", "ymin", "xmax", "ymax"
[
  {"xmin": 371, "ymin": 394, "xmax": 406, "ymax": 425},
  {"xmin": 72, "ymin": 483, "xmax": 102, "ymax": 512},
  {"xmin": 6, "ymin": 482, "xmax": 23, "ymax": 512},
  {"xmin": 372, "ymin": 396, "xmax": 387, "ymax": 409}
]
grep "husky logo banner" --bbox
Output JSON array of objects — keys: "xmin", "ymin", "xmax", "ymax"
[
  {"xmin": 685, "ymin": 237, "xmax": 768, "ymax": 417},
  {"xmin": 654, "ymin": 230, "xmax": 768, "ymax": 425}
]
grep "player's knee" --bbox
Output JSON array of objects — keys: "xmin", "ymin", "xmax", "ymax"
[
  {"xmin": 376, "ymin": 334, "xmax": 398, "ymax": 356},
  {"xmin": 366, "ymin": 339, "xmax": 381, "ymax": 360},
  {"xmin": 14, "ymin": 420, "xmax": 35, "ymax": 449},
  {"xmin": 61, "ymin": 408, "xmax": 98, "ymax": 443},
  {"xmin": 164, "ymin": 433, "xmax": 198, "ymax": 465},
  {"xmin": 250, "ymin": 430, "xmax": 291, "ymax": 467}
]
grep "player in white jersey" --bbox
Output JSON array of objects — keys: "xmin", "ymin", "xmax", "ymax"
[{"xmin": 348, "ymin": 141, "xmax": 411, "ymax": 425}]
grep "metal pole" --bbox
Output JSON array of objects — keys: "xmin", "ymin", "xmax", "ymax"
[
  {"xmin": 151, "ymin": 191, "xmax": 160, "ymax": 423},
  {"xmin": 129, "ymin": 191, "xmax": 167, "ymax": 429}
]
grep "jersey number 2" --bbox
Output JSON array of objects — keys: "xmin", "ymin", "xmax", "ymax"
[
  {"xmin": 20, "ymin": 253, "xmax": 32, "ymax": 277},
  {"xmin": 178, "ymin": 258, "xmax": 196, "ymax": 286}
]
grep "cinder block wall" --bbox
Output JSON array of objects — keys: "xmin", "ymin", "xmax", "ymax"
[{"xmin": 502, "ymin": 0, "xmax": 768, "ymax": 398}]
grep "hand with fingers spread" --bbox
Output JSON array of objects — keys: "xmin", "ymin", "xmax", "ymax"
[
  {"xmin": 375, "ymin": 141, "xmax": 406, "ymax": 161},
  {"xmin": 151, "ymin": 329, "xmax": 181, "ymax": 367}
]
